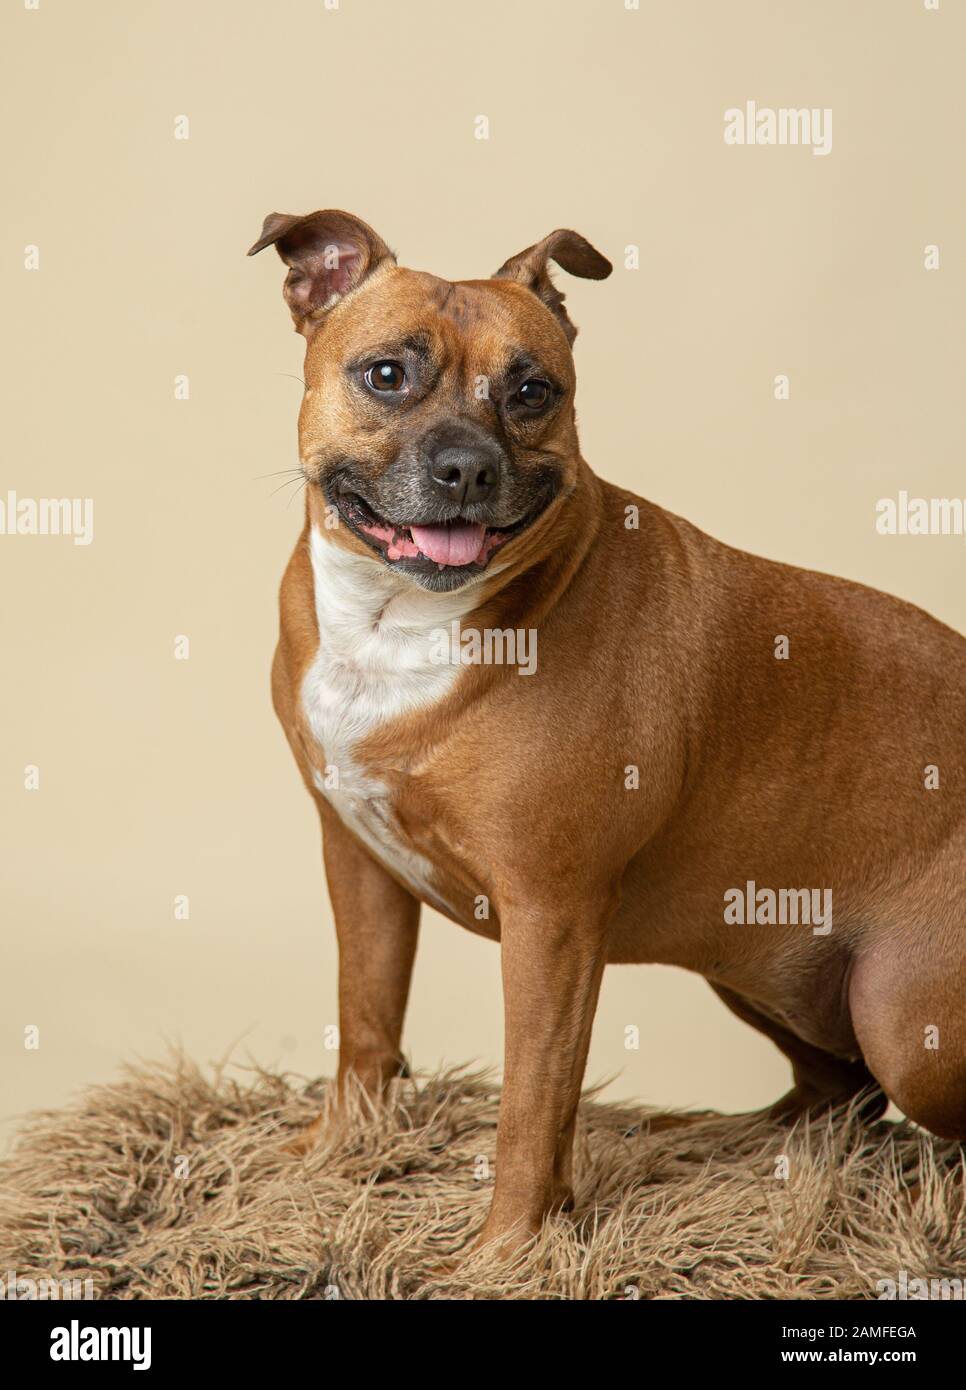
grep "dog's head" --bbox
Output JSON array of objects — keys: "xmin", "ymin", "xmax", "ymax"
[{"xmin": 249, "ymin": 210, "xmax": 611, "ymax": 592}]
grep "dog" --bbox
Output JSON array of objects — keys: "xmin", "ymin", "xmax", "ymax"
[{"xmin": 249, "ymin": 209, "xmax": 966, "ymax": 1256}]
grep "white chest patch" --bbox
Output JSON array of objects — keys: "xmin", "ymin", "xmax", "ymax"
[{"xmin": 301, "ymin": 527, "xmax": 477, "ymax": 911}]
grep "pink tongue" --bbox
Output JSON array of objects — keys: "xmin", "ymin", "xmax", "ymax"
[{"xmin": 409, "ymin": 522, "xmax": 486, "ymax": 567}]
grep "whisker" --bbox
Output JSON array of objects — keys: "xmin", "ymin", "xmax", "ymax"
[
  {"xmin": 269, "ymin": 474, "xmax": 307, "ymax": 499},
  {"xmin": 286, "ymin": 479, "xmax": 308, "ymax": 510}
]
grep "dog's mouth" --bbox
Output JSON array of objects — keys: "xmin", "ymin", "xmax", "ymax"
[{"xmin": 332, "ymin": 491, "xmax": 545, "ymax": 575}]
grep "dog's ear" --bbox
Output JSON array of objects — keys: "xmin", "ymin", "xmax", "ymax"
[
  {"xmin": 492, "ymin": 230, "xmax": 612, "ymax": 345},
  {"xmin": 247, "ymin": 209, "xmax": 395, "ymax": 336}
]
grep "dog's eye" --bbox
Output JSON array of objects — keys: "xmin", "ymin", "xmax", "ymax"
[
  {"xmin": 365, "ymin": 361, "xmax": 406, "ymax": 392},
  {"xmin": 515, "ymin": 378, "xmax": 552, "ymax": 409}
]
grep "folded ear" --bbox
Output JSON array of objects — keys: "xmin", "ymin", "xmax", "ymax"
[
  {"xmin": 247, "ymin": 209, "xmax": 395, "ymax": 336},
  {"xmin": 492, "ymin": 230, "xmax": 612, "ymax": 345}
]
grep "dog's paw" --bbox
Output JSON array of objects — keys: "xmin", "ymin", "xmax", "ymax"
[{"xmin": 281, "ymin": 1113, "xmax": 324, "ymax": 1157}]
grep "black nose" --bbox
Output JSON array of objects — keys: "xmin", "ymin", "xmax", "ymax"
[{"xmin": 427, "ymin": 444, "xmax": 500, "ymax": 506}]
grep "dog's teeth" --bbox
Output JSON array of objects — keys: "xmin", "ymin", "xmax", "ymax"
[{"xmin": 438, "ymin": 563, "xmax": 445, "ymax": 571}]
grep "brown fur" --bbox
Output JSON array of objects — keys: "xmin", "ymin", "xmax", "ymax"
[{"xmin": 253, "ymin": 211, "xmax": 966, "ymax": 1256}]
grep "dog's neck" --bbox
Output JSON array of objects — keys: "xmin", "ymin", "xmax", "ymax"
[{"xmin": 307, "ymin": 525, "xmax": 483, "ymax": 687}]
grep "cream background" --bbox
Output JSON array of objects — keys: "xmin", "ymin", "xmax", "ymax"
[{"xmin": 2, "ymin": 0, "xmax": 964, "ymax": 1145}]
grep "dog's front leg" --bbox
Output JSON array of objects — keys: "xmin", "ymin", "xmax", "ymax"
[
  {"xmin": 316, "ymin": 801, "xmax": 421, "ymax": 1100},
  {"xmin": 474, "ymin": 903, "xmax": 609, "ymax": 1257}
]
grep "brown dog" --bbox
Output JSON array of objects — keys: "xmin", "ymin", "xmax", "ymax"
[{"xmin": 250, "ymin": 209, "xmax": 966, "ymax": 1255}]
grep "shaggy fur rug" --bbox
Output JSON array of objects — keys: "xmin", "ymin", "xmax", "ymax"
[{"xmin": 1, "ymin": 1056, "xmax": 964, "ymax": 1300}]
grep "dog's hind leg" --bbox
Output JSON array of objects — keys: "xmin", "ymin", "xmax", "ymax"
[
  {"xmin": 710, "ymin": 982, "xmax": 887, "ymax": 1122},
  {"xmin": 848, "ymin": 836, "xmax": 966, "ymax": 1140},
  {"xmin": 850, "ymin": 928, "xmax": 966, "ymax": 1140}
]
